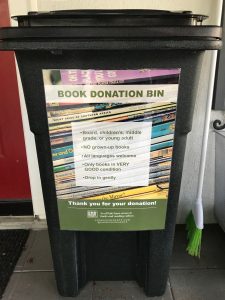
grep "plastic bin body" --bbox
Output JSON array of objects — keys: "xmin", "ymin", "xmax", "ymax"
[
  {"xmin": 17, "ymin": 49, "xmax": 202, "ymax": 296},
  {"xmin": 0, "ymin": 10, "xmax": 222, "ymax": 297}
]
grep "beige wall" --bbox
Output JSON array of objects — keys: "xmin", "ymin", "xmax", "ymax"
[
  {"xmin": 36, "ymin": 0, "xmax": 218, "ymax": 24},
  {"xmin": 8, "ymin": 0, "xmax": 223, "ymax": 223}
]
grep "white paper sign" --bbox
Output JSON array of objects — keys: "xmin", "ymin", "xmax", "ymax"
[{"xmin": 72, "ymin": 121, "xmax": 152, "ymax": 186}]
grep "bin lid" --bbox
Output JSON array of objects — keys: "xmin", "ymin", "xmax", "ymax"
[
  {"xmin": 0, "ymin": 9, "xmax": 222, "ymax": 51},
  {"xmin": 13, "ymin": 9, "xmax": 208, "ymax": 27}
]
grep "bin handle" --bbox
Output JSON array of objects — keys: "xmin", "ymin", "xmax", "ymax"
[{"xmin": 213, "ymin": 119, "xmax": 225, "ymax": 130}]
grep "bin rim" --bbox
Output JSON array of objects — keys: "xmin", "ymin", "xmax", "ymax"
[{"xmin": 0, "ymin": 25, "xmax": 222, "ymax": 40}]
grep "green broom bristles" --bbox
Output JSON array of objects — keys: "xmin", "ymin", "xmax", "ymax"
[{"xmin": 186, "ymin": 211, "xmax": 202, "ymax": 258}]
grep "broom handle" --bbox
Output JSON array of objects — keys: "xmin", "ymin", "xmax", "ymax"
[{"xmin": 196, "ymin": 50, "xmax": 218, "ymax": 202}]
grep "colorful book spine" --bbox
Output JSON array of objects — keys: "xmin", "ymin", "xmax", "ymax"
[
  {"xmin": 51, "ymin": 145, "xmax": 74, "ymax": 160},
  {"xmin": 135, "ymin": 111, "xmax": 176, "ymax": 124},
  {"xmin": 151, "ymin": 121, "xmax": 175, "ymax": 138},
  {"xmin": 60, "ymin": 182, "xmax": 170, "ymax": 201},
  {"xmin": 57, "ymin": 69, "xmax": 180, "ymax": 85},
  {"xmin": 149, "ymin": 170, "xmax": 170, "ymax": 179},
  {"xmin": 151, "ymin": 157, "xmax": 172, "ymax": 166},
  {"xmin": 57, "ymin": 184, "xmax": 159, "ymax": 200},
  {"xmin": 48, "ymin": 103, "xmax": 176, "ymax": 132},
  {"xmin": 51, "ymin": 135, "xmax": 72, "ymax": 146},
  {"xmin": 49, "ymin": 110, "xmax": 176, "ymax": 139},
  {"xmin": 151, "ymin": 134, "xmax": 174, "ymax": 145},
  {"xmin": 150, "ymin": 147, "xmax": 173, "ymax": 159},
  {"xmin": 47, "ymin": 103, "xmax": 136, "ymax": 117},
  {"xmin": 48, "ymin": 103, "xmax": 176, "ymax": 125},
  {"xmin": 54, "ymin": 169, "xmax": 75, "ymax": 180},
  {"xmin": 53, "ymin": 163, "xmax": 75, "ymax": 173},
  {"xmin": 47, "ymin": 105, "xmax": 94, "ymax": 116},
  {"xmin": 150, "ymin": 161, "xmax": 171, "ymax": 173},
  {"xmin": 150, "ymin": 140, "xmax": 173, "ymax": 151},
  {"xmin": 53, "ymin": 157, "xmax": 74, "ymax": 167}
]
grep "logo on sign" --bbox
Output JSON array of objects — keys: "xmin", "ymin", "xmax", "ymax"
[{"xmin": 87, "ymin": 210, "xmax": 98, "ymax": 218}]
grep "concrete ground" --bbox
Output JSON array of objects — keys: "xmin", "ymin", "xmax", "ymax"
[{"xmin": 2, "ymin": 225, "xmax": 225, "ymax": 300}]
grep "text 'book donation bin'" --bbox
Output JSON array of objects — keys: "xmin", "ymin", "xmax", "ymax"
[{"xmin": 0, "ymin": 10, "xmax": 222, "ymax": 297}]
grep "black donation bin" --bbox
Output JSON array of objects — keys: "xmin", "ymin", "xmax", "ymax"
[{"xmin": 0, "ymin": 10, "xmax": 222, "ymax": 297}]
